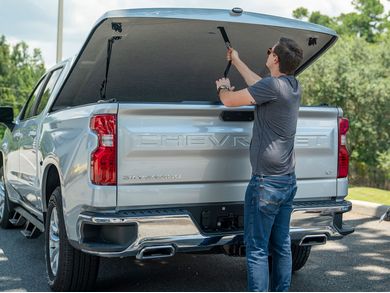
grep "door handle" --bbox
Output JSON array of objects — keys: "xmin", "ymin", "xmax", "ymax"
[{"xmin": 220, "ymin": 111, "xmax": 254, "ymax": 122}]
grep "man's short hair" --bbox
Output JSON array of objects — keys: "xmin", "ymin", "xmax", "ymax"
[{"xmin": 274, "ymin": 37, "xmax": 303, "ymax": 75}]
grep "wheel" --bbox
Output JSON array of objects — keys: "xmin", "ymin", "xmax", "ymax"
[
  {"xmin": 0, "ymin": 167, "xmax": 14, "ymax": 229},
  {"xmin": 292, "ymin": 244, "xmax": 311, "ymax": 272},
  {"xmin": 45, "ymin": 187, "xmax": 100, "ymax": 291}
]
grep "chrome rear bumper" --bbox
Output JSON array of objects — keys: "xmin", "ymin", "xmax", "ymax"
[
  {"xmin": 290, "ymin": 200, "xmax": 354, "ymax": 241},
  {"xmin": 75, "ymin": 200, "xmax": 353, "ymax": 257}
]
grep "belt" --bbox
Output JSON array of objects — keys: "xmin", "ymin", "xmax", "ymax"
[{"xmin": 252, "ymin": 172, "xmax": 295, "ymax": 177}]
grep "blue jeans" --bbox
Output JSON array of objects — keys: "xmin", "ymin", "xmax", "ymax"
[{"xmin": 244, "ymin": 173, "xmax": 297, "ymax": 292}]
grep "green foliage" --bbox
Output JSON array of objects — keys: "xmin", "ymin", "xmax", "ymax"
[
  {"xmin": 347, "ymin": 187, "xmax": 390, "ymax": 205},
  {"xmin": 293, "ymin": 0, "xmax": 390, "ymax": 188},
  {"xmin": 298, "ymin": 35, "xmax": 390, "ymax": 188},
  {"xmin": 293, "ymin": 8, "xmax": 337, "ymax": 30},
  {"xmin": 378, "ymin": 150, "xmax": 390, "ymax": 177},
  {"xmin": 293, "ymin": 0, "xmax": 389, "ymax": 43},
  {"xmin": 292, "ymin": 7, "xmax": 309, "ymax": 19},
  {"xmin": 0, "ymin": 35, "xmax": 45, "ymax": 140},
  {"xmin": 341, "ymin": 0, "xmax": 386, "ymax": 42},
  {"xmin": 0, "ymin": 35, "xmax": 45, "ymax": 113}
]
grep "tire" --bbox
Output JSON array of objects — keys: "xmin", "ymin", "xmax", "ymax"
[
  {"xmin": 45, "ymin": 187, "xmax": 100, "ymax": 291},
  {"xmin": 0, "ymin": 167, "xmax": 14, "ymax": 229},
  {"xmin": 292, "ymin": 244, "xmax": 311, "ymax": 272}
]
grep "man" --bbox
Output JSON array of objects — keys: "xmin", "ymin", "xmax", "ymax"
[{"xmin": 215, "ymin": 37, "xmax": 303, "ymax": 292}]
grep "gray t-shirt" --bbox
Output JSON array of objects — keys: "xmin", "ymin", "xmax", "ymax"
[{"xmin": 247, "ymin": 75, "xmax": 301, "ymax": 175}]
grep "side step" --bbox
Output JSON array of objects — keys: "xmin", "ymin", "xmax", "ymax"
[
  {"xmin": 13, "ymin": 207, "xmax": 44, "ymax": 239},
  {"xmin": 20, "ymin": 221, "xmax": 41, "ymax": 239},
  {"xmin": 9, "ymin": 211, "xmax": 26, "ymax": 226}
]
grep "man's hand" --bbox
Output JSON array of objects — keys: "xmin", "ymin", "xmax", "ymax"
[
  {"xmin": 227, "ymin": 48, "xmax": 240, "ymax": 65},
  {"xmin": 215, "ymin": 77, "xmax": 256, "ymax": 107},
  {"xmin": 226, "ymin": 47, "xmax": 262, "ymax": 86},
  {"xmin": 215, "ymin": 77, "xmax": 235, "ymax": 92}
]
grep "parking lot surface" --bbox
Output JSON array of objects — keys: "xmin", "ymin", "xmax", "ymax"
[{"xmin": 0, "ymin": 212, "xmax": 389, "ymax": 291}]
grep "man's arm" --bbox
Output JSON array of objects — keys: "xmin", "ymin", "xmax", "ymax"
[
  {"xmin": 229, "ymin": 48, "xmax": 261, "ymax": 86},
  {"xmin": 219, "ymin": 88, "xmax": 256, "ymax": 107},
  {"xmin": 215, "ymin": 77, "xmax": 256, "ymax": 107}
]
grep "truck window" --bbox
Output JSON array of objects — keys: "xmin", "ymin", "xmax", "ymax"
[
  {"xmin": 36, "ymin": 68, "xmax": 63, "ymax": 115},
  {"xmin": 20, "ymin": 76, "xmax": 47, "ymax": 121}
]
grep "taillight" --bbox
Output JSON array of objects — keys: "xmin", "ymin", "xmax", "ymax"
[
  {"xmin": 90, "ymin": 114, "xmax": 117, "ymax": 185},
  {"xmin": 338, "ymin": 117, "xmax": 349, "ymax": 178}
]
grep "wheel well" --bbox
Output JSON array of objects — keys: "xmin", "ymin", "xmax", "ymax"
[{"xmin": 44, "ymin": 165, "xmax": 61, "ymax": 212}]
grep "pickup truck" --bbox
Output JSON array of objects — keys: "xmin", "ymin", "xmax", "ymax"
[{"xmin": 0, "ymin": 8, "xmax": 354, "ymax": 291}]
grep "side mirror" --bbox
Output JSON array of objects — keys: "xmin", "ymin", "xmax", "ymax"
[{"xmin": 0, "ymin": 107, "xmax": 14, "ymax": 129}]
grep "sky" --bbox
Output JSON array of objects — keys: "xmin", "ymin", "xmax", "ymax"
[{"xmin": 1, "ymin": 0, "xmax": 389, "ymax": 68}]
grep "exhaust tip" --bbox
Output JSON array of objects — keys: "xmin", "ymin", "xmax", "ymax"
[
  {"xmin": 299, "ymin": 234, "xmax": 327, "ymax": 246},
  {"xmin": 136, "ymin": 245, "xmax": 175, "ymax": 260}
]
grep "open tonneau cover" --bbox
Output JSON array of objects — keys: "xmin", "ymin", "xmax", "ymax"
[{"xmin": 53, "ymin": 8, "xmax": 337, "ymax": 108}]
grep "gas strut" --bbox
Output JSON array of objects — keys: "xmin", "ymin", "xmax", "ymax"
[
  {"xmin": 217, "ymin": 26, "xmax": 233, "ymax": 78},
  {"xmin": 99, "ymin": 35, "xmax": 122, "ymax": 100}
]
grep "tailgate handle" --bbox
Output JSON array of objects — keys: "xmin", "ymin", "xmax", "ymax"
[{"xmin": 220, "ymin": 111, "xmax": 254, "ymax": 122}]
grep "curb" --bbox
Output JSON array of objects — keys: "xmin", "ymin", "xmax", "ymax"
[{"xmin": 351, "ymin": 200, "xmax": 390, "ymax": 219}]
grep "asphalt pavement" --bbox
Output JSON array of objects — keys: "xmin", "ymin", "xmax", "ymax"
[{"xmin": 0, "ymin": 212, "xmax": 389, "ymax": 291}]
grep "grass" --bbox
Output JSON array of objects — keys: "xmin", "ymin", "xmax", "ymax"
[{"xmin": 347, "ymin": 187, "xmax": 390, "ymax": 206}]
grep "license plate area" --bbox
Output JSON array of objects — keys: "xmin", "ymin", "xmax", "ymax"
[{"xmin": 193, "ymin": 204, "xmax": 244, "ymax": 233}]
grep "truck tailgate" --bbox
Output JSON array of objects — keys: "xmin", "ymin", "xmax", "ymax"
[{"xmin": 117, "ymin": 104, "xmax": 339, "ymax": 207}]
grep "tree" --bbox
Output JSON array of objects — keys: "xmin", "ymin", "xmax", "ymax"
[
  {"xmin": 293, "ymin": 0, "xmax": 389, "ymax": 42},
  {"xmin": 338, "ymin": 0, "xmax": 387, "ymax": 42},
  {"xmin": 293, "ymin": 0, "xmax": 390, "ymax": 188},
  {"xmin": 0, "ymin": 35, "xmax": 45, "ymax": 138},
  {"xmin": 297, "ymin": 36, "xmax": 390, "ymax": 188},
  {"xmin": 293, "ymin": 7, "xmax": 337, "ymax": 29}
]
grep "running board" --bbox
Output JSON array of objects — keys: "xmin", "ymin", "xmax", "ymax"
[
  {"xmin": 14, "ymin": 207, "xmax": 44, "ymax": 238},
  {"xmin": 9, "ymin": 211, "xmax": 26, "ymax": 226},
  {"xmin": 20, "ymin": 221, "xmax": 41, "ymax": 239}
]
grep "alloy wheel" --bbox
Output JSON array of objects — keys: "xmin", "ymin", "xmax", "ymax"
[
  {"xmin": 49, "ymin": 207, "xmax": 60, "ymax": 276},
  {"xmin": 0, "ymin": 173, "xmax": 5, "ymax": 221}
]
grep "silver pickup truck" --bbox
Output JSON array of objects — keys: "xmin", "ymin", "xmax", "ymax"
[{"xmin": 0, "ymin": 8, "xmax": 354, "ymax": 291}]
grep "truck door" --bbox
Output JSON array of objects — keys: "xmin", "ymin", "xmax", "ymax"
[
  {"xmin": 18, "ymin": 68, "xmax": 63, "ymax": 211},
  {"xmin": 11, "ymin": 75, "xmax": 47, "ymax": 209}
]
